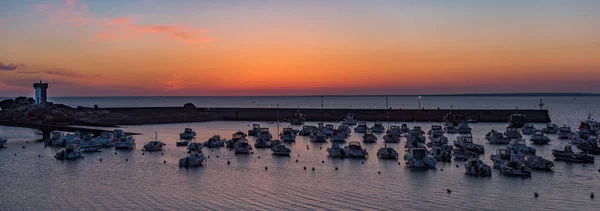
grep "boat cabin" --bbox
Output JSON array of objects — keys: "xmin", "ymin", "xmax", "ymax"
[{"xmin": 457, "ymin": 135, "xmax": 473, "ymax": 143}]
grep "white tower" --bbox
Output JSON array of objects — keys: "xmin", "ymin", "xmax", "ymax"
[{"xmin": 33, "ymin": 80, "xmax": 48, "ymax": 104}]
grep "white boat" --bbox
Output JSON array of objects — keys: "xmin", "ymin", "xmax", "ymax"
[
  {"xmin": 226, "ymin": 132, "xmax": 247, "ymax": 148},
  {"xmin": 45, "ymin": 131, "xmax": 63, "ymax": 146},
  {"xmin": 79, "ymin": 134, "xmax": 103, "ymax": 152},
  {"xmin": 362, "ymin": 130, "xmax": 377, "ymax": 143},
  {"xmin": 499, "ymin": 161, "xmax": 532, "ymax": 177},
  {"xmin": 248, "ymin": 124, "xmax": 261, "ymax": 136},
  {"xmin": 453, "ymin": 135, "xmax": 484, "ymax": 154},
  {"xmin": 343, "ymin": 141, "xmax": 368, "ymax": 158},
  {"xmin": 256, "ymin": 128, "xmax": 273, "ymax": 140},
  {"xmin": 490, "ymin": 149, "xmax": 512, "ymax": 168},
  {"xmin": 327, "ymin": 142, "xmax": 344, "ymax": 157},
  {"xmin": 404, "ymin": 147, "xmax": 436, "ymax": 169},
  {"xmin": 370, "ymin": 121, "xmax": 385, "ymax": 133},
  {"xmin": 143, "ymin": 141, "xmax": 164, "ymax": 151},
  {"xmin": 569, "ymin": 131, "xmax": 595, "ymax": 145},
  {"xmin": 266, "ymin": 139, "xmax": 282, "ymax": 148},
  {"xmin": 429, "ymin": 145, "xmax": 453, "ymax": 162},
  {"xmin": 406, "ymin": 128, "xmax": 426, "ymax": 144},
  {"xmin": 405, "ymin": 139, "xmax": 426, "ymax": 151},
  {"xmin": 290, "ymin": 110, "xmax": 306, "ymax": 125},
  {"xmin": 507, "ymin": 139, "xmax": 536, "ymax": 156},
  {"xmin": 113, "ymin": 130, "xmax": 126, "ymax": 140},
  {"xmin": 280, "ymin": 128, "xmax": 297, "ymax": 142},
  {"xmin": 94, "ymin": 132, "xmax": 116, "ymax": 147},
  {"xmin": 428, "ymin": 130, "xmax": 448, "ymax": 144},
  {"xmin": 579, "ymin": 114, "xmax": 600, "ymax": 135},
  {"xmin": 504, "ymin": 128, "xmax": 523, "ymax": 139},
  {"xmin": 400, "ymin": 124, "xmax": 410, "ymax": 133},
  {"xmin": 115, "ymin": 135, "xmax": 136, "ymax": 149},
  {"xmin": 54, "ymin": 132, "xmax": 82, "ymax": 147},
  {"xmin": 342, "ymin": 113, "xmax": 358, "ymax": 125},
  {"xmin": 331, "ymin": 130, "xmax": 347, "ymax": 143},
  {"xmin": 299, "ymin": 125, "xmax": 317, "ymax": 136},
  {"xmin": 179, "ymin": 152, "xmax": 206, "ymax": 167},
  {"xmin": 187, "ymin": 142, "xmax": 203, "ymax": 152},
  {"xmin": 203, "ymin": 135, "xmax": 226, "ymax": 148},
  {"xmin": 521, "ymin": 123, "xmax": 536, "ymax": 135},
  {"xmin": 557, "ymin": 125, "xmax": 573, "ymax": 139},
  {"xmin": 310, "ymin": 130, "xmax": 327, "ymax": 143},
  {"xmin": 383, "ymin": 134, "xmax": 400, "ymax": 143},
  {"xmin": 377, "ymin": 146, "xmax": 399, "ymax": 159},
  {"xmin": 542, "ymin": 124, "xmax": 559, "ymax": 134},
  {"xmin": 271, "ymin": 144, "xmax": 291, "ymax": 156},
  {"xmin": 179, "ymin": 128, "xmax": 197, "ymax": 139},
  {"xmin": 464, "ymin": 158, "xmax": 492, "ymax": 176},
  {"xmin": 0, "ymin": 136, "xmax": 7, "ymax": 148},
  {"xmin": 485, "ymin": 129, "xmax": 510, "ymax": 144},
  {"xmin": 235, "ymin": 140, "xmax": 252, "ymax": 154},
  {"xmin": 55, "ymin": 145, "xmax": 83, "ymax": 160},
  {"xmin": 354, "ymin": 121, "xmax": 369, "ymax": 133},
  {"xmin": 444, "ymin": 123, "xmax": 458, "ymax": 134},
  {"xmin": 530, "ymin": 130, "xmax": 550, "ymax": 145},
  {"xmin": 337, "ymin": 125, "xmax": 351, "ymax": 136},
  {"xmin": 523, "ymin": 155, "xmax": 554, "ymax": 171},
  {"xmin": 457, "ymin": 122, "xmax": 472, "ymax": 134},
  {"xmin": 453, "ymin": 147, "xmax": 478, "ymax": 160},
  {"xmin": 386, "ymin": 125, "xmax": 403, "ymax": 136},
  {"xmin": 427, "ymin": 125, "xmax": 444, "ymax": 136},
  {"xmin": 322, "ymin": 124, "xmax": 335, "ymax": 136}
]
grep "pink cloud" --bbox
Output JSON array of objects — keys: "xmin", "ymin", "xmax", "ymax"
[
  {"xmin": 96, "ymin": 17, "xmax": 211, "ymax": 44},
  {"xmin": 34, "ymin": 0, "xmax": 93, "ymax": 27}
]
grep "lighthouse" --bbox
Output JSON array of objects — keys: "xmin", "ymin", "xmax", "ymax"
[{"xmin": 33, "ymin": 81, "xmax": 48, "ymax": 105}]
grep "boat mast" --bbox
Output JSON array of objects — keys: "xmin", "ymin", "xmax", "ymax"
[
  {"xmin": 277, "ymin": 104, "xmax": 280, "ymax": 140},
  {"xmin": 385, "ymin": 95, "xmax": 389, "ymax": 148}
]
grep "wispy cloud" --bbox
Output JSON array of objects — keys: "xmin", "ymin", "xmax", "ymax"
[
  {"xmin": 34, "ymin": 0, "xmax": 93, "ymax": 27},
  {"xmin": 95, "ymin": 17, "xmax": 211, "ymax": 44},
  {"xmin": 0, "ymin": 62, "xmax": 25, "ymax": 71},
  {"xmin": 18, "ymin": 68, "xmax": 100, "ymax": 79}
]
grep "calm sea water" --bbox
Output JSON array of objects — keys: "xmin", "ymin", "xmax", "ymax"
[{"xmin": 1, "ymin": 96, "xmax": 600, "ymax": 210}]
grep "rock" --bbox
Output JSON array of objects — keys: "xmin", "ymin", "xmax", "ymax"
[
  {"xmin": 183, "ymin": 103, "xmax": 196, "ymax": 108},
  {"xmin": 94, "ymin": 104, "xmax": 99, "ymax": 109},
  {"xmin": 99, "ymin": 110, "xmax": 110, "ymax": 115},
  {"xmin": 0, "ymin": 99, "xmax": 15, "ymax": 110}
]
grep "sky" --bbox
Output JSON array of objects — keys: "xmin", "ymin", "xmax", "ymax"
[{"xmin": 0, "ymin": 0, "xmax": 599, "ymax": 97}]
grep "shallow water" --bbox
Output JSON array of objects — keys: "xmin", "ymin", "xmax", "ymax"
[{"xmin": 1, "ymin": 96, "xmax": 600, "ymax": 210}]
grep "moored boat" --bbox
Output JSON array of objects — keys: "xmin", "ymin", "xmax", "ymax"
[
  {"xmin": 179, "ymin": 128, "xmax": 197, "ymax": 139},
  {"xmin": 370, "ymin": 121, "xmax": 385, "ymax": 133},
  {"xmin": 404, "ymin": 147, "xmax": 436, "ymax": 169},
  {"xmin": 542, "ymin": 124, "xmax": 559, "ymax": 134},
  {"xmin": 486, "ymin": 129, "xmax": 510, "ymax": 144},
  {"xmin": 521, "ymin": 123, "xmax": 536, "ymax": 135},
  {"xmin": 453, "ymin": 135, "xmax": 484, "ymax": 154},
  {"xmin": 115, "ymin": 135, "xmax": 136, "ymax": 149},
  {"xmin": 204, "ymin": 135, "xmax": 226, "ymax": 148},
  {"xmin": 377, "ymin": 146, "xmax": 399, "ymax": 160},
  {"xmin": 530, "ymin": 130, "xmax": 550, "ymax": 145},
  {"xmin": 354, "ymin": 121, "xmax": 369, "ymax": 133},
  {"xmin": 271, "ymin": 144, "xmax": 291, "ymax": 156},
  {"xmin": 464, "ymin": 158, "xmax": 492, "ymax": 177},
  {"xmin": 179, "ymin": 152, "xmax": 206, "ymax": 167},
  {"xmin": 0, "ymin": 136, "xmax": 7, "ymax": 148},
  {"xmin": 290, "ymin": 110, "xmax": 306, "ymax": 125},
  {"xmin": 523, "ymin": 155, "xmax": 554, "ymax": 171},
  {"xmin": 343, "ymin": 141, "xmax": 368, "ymax": 158},
  {"xmin": 499, "ymin": 161, "xmax": 531, "ymax": 177},
  {"xmin": 248, "ymin": 124, "xmax": 261, "ymax": 136},
  {"xmin": 362, "ymin": 130, "xmax": 377, "ymax": 143},
  {"xmin": 557, "ymin": 125, "xmax": 573, "ymax": 139},
  {"xmin": 235, "ymin": 140, "xmax": 252, "ymax": 154},
  {"xmin": 342, "ymin": 113, "xmax": 358, "ymax": 126},
  {"xmin": 552, "ymin": 146, "xmax": 594, "ymax": 163},
  {"xmin": 386, "ymin": 125, "xmax": 403, "ymax": 136},
  {"xmin": 55, "ymin": 145, "xmax": 83, "ymax": 160}
]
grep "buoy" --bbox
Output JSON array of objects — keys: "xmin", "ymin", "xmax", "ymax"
[
  {"xmin": 99, "ymin": 158, "xmax": 102, "ymax": 161},
  {"xmin": 161, "ymin": 153, "xmax": 164, "ymax": 155},
  {"xmin": 207, "ymin": 156, "xmax": 210, "ymax": 158},
  {"xmin": 26, "ymin": 141, "xmax": 29, "ymax": 144},
  {"xmin": 227, "ymin": 161, "xmax": 230, "ymax": 165},
  {"xmin": 38, "ymin": 155, "xmax": 41, "ymax": 157},
  {"xmin": 251, "ymin": 152, "xmax": 254, "ymax": 154},
  {"xmin": 322, "ymin": 160, "xmax": 324, "ymax": 163},
  {"xmin": 211, "ymin": 149, "xmax": 214, "ymax": 152},
  {"xmin": 456, "ymin": 165, "xmax": 459, "ymax": 168},
  {"xmin": 164, "ymin": 160, "xmax": 166, "ymax": 163},
  {"xmin": 447, "ymin": 189, "xmax": 451, "ymax": 193},
  {"xmin": 298, "ymin": 155, "xmax": 300, "ymax": 157},
  {"xmin": 335, "ymin": 167, "xmax": 338, "ymax": 170},
  {"xmin": 398, "ymin": 162, "xmax": 401, "ymax": 165},
  {"xmin": 306, "ymin": 145, "xmax": 309, "ymax": 147},
  {"xmin": 216, "ymin": 155, "xmax": 219, "ymax": 158},
  {"xmin": 312, "ymin": 167, "xmax": 315, "ymax": 171},
  {"xmin": 142, "ymin": 153, "xmax": 145, "ymax": 155},
  {"xmin": 304, "ymin": 166, "xmax": 307, "ymax": 170},
  {"xmin": 265, "ymin": 166, "xmax": 268, "ymax": 170},
  {"xmin": 534, "ymin": 192, "xmax": 539, "ymax": 198},
  {"xmin": 125, "ymin": 159, "xmax": 128, "ymax": 161},
  {"xmin": 115, "ymin": 152, "xmax": 117, "ymax": 155},
  {"xmin": 296, "ymin": 159, "xmax": 298, "ymax": 162},
  {"xmin": 378, "ymin": 171, "xmax": 381, "ymax": 174},
  {"xmin": 14, "ymin": 153, "xmax": 17, "ymax": 156},
  {"xmin": 258, "ymin": 156, "xmax": 261, "ymax": 159},
  {"xmin": 319, "ymin": 147, "xmax": 322, "ymax": 149},
  {"xmin": 22, "ymin": 146, "xmax": 25, "ymax": 149},
  {"xmin": 591, "ymin": 193, "xmax": 595, "ymax": 199},
  {"xmin": 307, "ymin": 148, "xmax": 309, "ymax": 150},
  {"xmin": 441, "ymin": 168, "xmax": 444, "ymax": 171},
  {"xmin": 361, "ymin": 161, "xmax": 364, "ymax": 164}
]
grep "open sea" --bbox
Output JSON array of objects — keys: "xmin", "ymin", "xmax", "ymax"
[{"xmin": 1, "ymin": 96, "xmax": 600, "ymax": 210}]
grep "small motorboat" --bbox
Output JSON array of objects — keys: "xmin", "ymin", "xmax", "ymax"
[
  {"xmin": 45, "ymin": 131, "xmax": 64, "ymax": 146},
  {"xmin": 362, "ymin": 130, "xmax": 377, "ymax": 143},
  {"xmin": 464, "ymin": 158, "xmax": 492, "ymax": 177},
  {"xmin": 453, "ymin": 135, "xmax": 484, "ymax": 154},
  {"xmin": 404, "ymin": 147, "xmax": 436, "ymax": 169},
  {"xmin": 490, "ymin": 149, "xmax": 512, "ymax": 168},
  {"xmin": 575, "ymin": 142, "xmax": 600, "ymax": 155},
  {"xmin": 254, "ymin": 138, "xmax": 269, "ymax": 148},
  {"xmin": 266, "ymin": 139, "xmax": 282, "ymax": 148},
  {"xmin": 55, "ymin": 145, "xmax": 83, "ymax": 160},
  {"xmin": 114, "ymin": 135, "xmax": 136, "ymax": 149},
  {"xmin": 444, "ymin": 125, "xmax": 458, "ymax": 134},
  {"xmin": 327, "ymin": 143, "xmax": 345, "ymax": 158},
  {"xmin": 457, "ymin": 122, "xmax": 472, "ymax": 134},
  {"xmin": 271, "ymin": 144, "xmax": 291, "ymax": 156},
  {"xmin": 485, "ymin": 129, "xmax": 510, "ymax": 144},
  {"xmin": 234, "ymin": 140, "xmax": 252, "ymax": 154},
  {"xmin": 342, "ymin": 113, "xmax": 358, "ymax": 126},
  {"xmin": 406, "ymin": 129, "xmax": 426, "ymax": 144},
  {"xmin": 280, "ymin": 128, "xmax": 297, "ymax": 142},
  {"xmin": 331, "ymin": 130, "xmax": 347, "ymax": 143},
  {"xmin": 542, "ymin": 124, "xmax": 559, "ymax": 134},
  {"xmin": 453, "ymin": 147, "xmax": 478, "ymax": 160},
  {"xmin": 179, "ymin": 128, "xmax": 197, "ymax": 139},
  {"xmin": 248, "ymin": 124, "xmax": 261, "ymax": 136},
  {"xmin": 429, "ymin": 145, "xmax": 453, "ymax": 162},
  {"xmin": 370, "ymin": 121, "xmax": 385, "ymax": 133},
  {"xmin": 552, "ymin": 146, "xmax": 594, "ymax": 163},
  {"xmin": 299, "ymin": 125, "xmax": 318, "ymax": 136},
  {"xmin": 343, "ymin": 141, "xmax": 368, "ymax": 158},
  {"xmin": 143, "ymin": 141, "xmax": 165, "ymax": 151},
  {"xmin": 504, "ymin": 128, "xmax": 523, "ymax": 139},
  {"xmin": 256, "ymin": 128, "xmax": 273, "ymax": 140},
  {"xmin": 203, "ymin": 135, "xmax": 226, "ymax": 148},
  {"xmin": 179, "ymin": 152, "xmax": 206, "ymax": 167},
  {"xmin": 383, "ymin": 134, "xmax": 400, "ymax": 143},
  {"xmin": 557, "ymin": 125, "xmax": 573, "ymax": 139},
  {"xmin": 322, "ymin": 124, "xmax": 335, "ymax": 137},
  {"xmin": 187, "ymin": 142, "xmax": 203, "ymax": 152},
  {"xmin": 427, "ymin": 125, "xmax": 444, "ymax": 136},
  {"xmin": 310, "ymin": 130, "xmax": 327, "ymax": 143},
  {"xmin": 79, "ymin": 134, "xmax": 103, "ymax": 152},
  {"xmin": 523, "ymin": 155, "xmax": 554, "ymax": 171},
  {"xmin": 354, "ymin": 121, "xmax": 369, "ymax": 133},
  {"xmin": 226, "ymin": 132, "xmax": 247, "ymax": 148},
  {"xmin": 411, "ymin": 126, "xmax": 425, "ymax": 135},
  {"xmin": 337, "ymin": 125, "xmax": 351, "ymax": 136},
  {"xmin": 508, "ymin": 113, "xmax": 528, "ymax": 129},
  {"xmin": 507, "ymin": 139, "xmax": 536, "ymax": 156},
  {"xmin": 386, "ymin": 125, "xmax": 403, "ymax": 136},
  {"xmin": 94, "ymin": 132, "xmax": 116, "ymax": 147},
  {"xmin": 579, "ymin": 114, "xmax": 600, "ymax": 135},
  {"xmin": 530, "ymin": 130, "xmax": 551, "ymax": 145},
  {"xmin": 521, "ymin": 123, "xmax": 536, "ymax": 135},
  {"xmin": 290, "ymin": 110, "xmax": 306, "ymax": 125},
  {"xmin": 400, "ymin": 124, "xmax": 410, "ymax": 133},
  {"xmin": 405, "ymin": 139, "xmax": 426, "ymax": 151},
  {"xmin": 569, "ymin": 131, "xmax": 595, "ymax": 145},
  {"xmin": 428, "ymin": 130, "xmax": 448, "ymax": 144},
  {"xmin": 377, "ymin": 146, "xmax": 399, "ymax": 159},
  {"xmin": 499, "ymin": 161, "xmax": 532, "ymax": 177}
]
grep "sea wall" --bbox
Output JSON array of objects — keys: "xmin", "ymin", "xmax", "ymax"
[{"xmin": 102, "ymin": 107, "xmax": 551, "ymax": 124}]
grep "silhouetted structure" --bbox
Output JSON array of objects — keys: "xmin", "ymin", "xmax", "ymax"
[{"xmin": 33, "ymin": 81, "xmax": 48, "ymax": 104}]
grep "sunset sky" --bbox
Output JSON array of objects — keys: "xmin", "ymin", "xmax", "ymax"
[{"xmin": 1, "ymin": 0, "xmax": 599, "ymax": 96}]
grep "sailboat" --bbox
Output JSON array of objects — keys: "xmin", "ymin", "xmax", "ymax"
[
  {"xmin": 143, "ymin": 131, "xmax": 165, "ymax": 151},
  {"xmin": 272, "ymin": 104, "xmax": 291, "ymax": 156},
  {"xmin": 378, "ymin": 95, "xmax": 399, "ymax": 159}
]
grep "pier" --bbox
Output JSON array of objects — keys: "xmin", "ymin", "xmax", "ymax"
[{"xmin": 0, "ymin": 120, "xmax": 136, "ymax": 140}]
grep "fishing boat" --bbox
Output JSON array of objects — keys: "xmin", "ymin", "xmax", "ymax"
[
  {"xmin": 579, "ymin": 114, "xmax": 600, "ymax": 135},
  {"xmin": 557, "ymin": 125, "xmax": 573, "ymax": 139},
  {"xmin": 55, "ymin": 145, "xmax": 83, "ymax": 160},
  {"xmin": 179, "ymin": 152, "xmax": 206, "ymax": 167},
  {"xmin": 490, "ymin": 149, "xmax": 512, "ymax": 168},
  {"xmin": 569, "ymin": 131, "xmax": 595, "ymax": 145},
  {"xmin": 114, "ymin": 135, "xmax": 136, "ymax": 149},
  {"xmin": 310, "ymin": 130, "xmax": 327, "ymax": 143},
  {"xmin": 486, "ymin": 129, "xmax": 510, "ymax": 144},
  {"xmin": 342, "ymin": 113, "xmax": 358, "ymax": 126},
  {"xmin": 575, "ymin": 142, "xmax": 600, "ymax": 155},
  {"xmin": 343, "ymin": 141, "xmax": 368, "ymax": 158},
  {"xmin": 256, "ymin": 128, "xmax": 273, "ymax": 140},
  {"xmin": 542, "ymin": 124, "xmax": 559, "ymax": 134},
  {"xmin": 266, "ymin": 139, "xmax": 282, "ymax": 148},
  {"xmin": 400, "ymin": 124, "xmax": 410, "ymax": 133},
  {"xmin": 453, "ymin": 135, "xmax": 484, "ymax": 154},
  {"xmin": 248, "ymin": 124, "xmax": 261, "ymax": 136},
  {"xmin": 143, "ymin": 132, "xmax": 165, "ymax": 151},
  {"xmin": 404, "ymin": 147, "xmax": 437, "ymax": 169},
  {"xmin": 226, "ymin": 132, "xmax": 247, "ymax": 148},
  {"xmin": 464, "ymin": 158, "xmax": 492, "ymax": 177},
  {"xmin": 299, "ymin": 125, "xmax": 318, "ymax": 136},
  {"xmin": 331, "ymin": 130, "xmax": 347, "ymax": 143},
  {"xmin": 94, "ymin": 132, "xmax": 116, "ymax": 147},
  {"xmin": 362, "ymin": 130, "xmax": 377, "ymax": 143},
  {"xmin": 386, "ymin": 125, "xmax": 403, "ymax": 136},
  {"xmin": 507, "ymin": 139, "xmax": 536, "ymax": 156},
  {"xmin": 508, "ymin": 113, "xmax": 528, "ymax": 128},
  {"xmin": 504, "ymin": 128, "xmax": 523, "ymax": 139},
  {"xmin": 234, "ymin": 140, "xmax": 252, "ymax": 154},
  {"xmin": 457, "ymin": 122, "xmax": 472, "ymax": 134},
  {"xmin": 429, "ymin": 145, "xmax": 453, "ymax": 162},
  {"xmin": 552, "ymin": 146, "xmax": 594, "ymax": 163},
  {"xmin": 354, "ymin": 121, "xmax": 369, "ymax": 133},
  {"xmin": 179, "ymin": 128, "xmax": 197, "ymax": 139},
  {"xmin": 521, "ymin": 123, "xmax": 536, "ymax": 135},
  {"xmin": 327, "ymin": 143, "xmax": 345, "ymax": 158},
  {"xmin": 523, "ymin": 155, "xmax": 554, "ymax": 171},
  {"xmin": 453, "ymin": 147, "xmax": 479, "ymax": 160},
  {"xmin": 79, "ymin": 134, "xmax": 103, "ymax": 152},
  {"xmin": 337, "ymin": 125, "xmax": 351, "ymax": 136},
  {"xmin": 280, "ymin": 128, "xmax": 297, "ymax": 142},
  {"xmin": 377, "ymin": 146, "xmax": 399, "ymax": 159},
  {"xmin": 187, "ymin": 142, "xmax": 203, "ymax": 152},
  {"xmin": 254, "ymin": 138, "xmax": 268, "ymax": 148},
  {"xmin": 203, "ymin": 135, "xmax": 226, "ymax": 148},
  {"xmin": 370, "ymin": 121, "xmax": 385, "ymax": 133},
  {"xmin": 383, "ymin": 134, "xmax": 400, "ymax": 143},
  {"xmin": 322, "ymin": 124, "xmax": 335, "ymax": 137},
  {"xmin": 530, "ymin": 130, "xmax": 550, "ymax": 145},
  {"xmin": 428, "ymin": 130, "xmax": 448, "ymax": 144},
  {"xmin": 499, "ymin": 161, "xmax": 532, "ymax": 177},
  {"xmin": 427, "ymin": 125, "xmax": 444, "ymax": 136},
  {"xmin": 290, "ymin": 110, "xmax": 306, "ymax": 125},
  {"xmin": 271, "ymin": 144, "xmax": 291, "ymax": 156}
]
